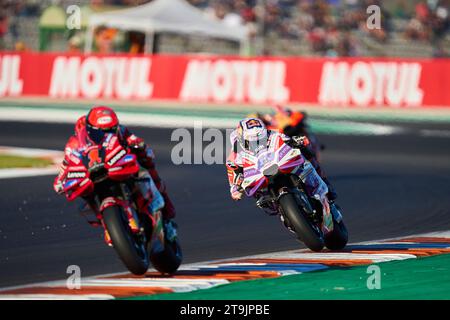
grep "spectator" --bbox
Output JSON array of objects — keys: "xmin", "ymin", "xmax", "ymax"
[
  {"xmin": 128, "ymin": 31, "xmax": 145, "ymax": 54},
  {"xmin": 68, "ymin": 34, "xmax": 83, "ymax": 53},
  {"xmin": 0, "ymin": 0, "xmax": 448, "ymax": 57},
  {"xmin": 14, "ymin": 40, "xmax": 27, "ymax": 51},
  {"xmin": 94, "ymin": 26, "xmax": 117, "ymax": 54}
]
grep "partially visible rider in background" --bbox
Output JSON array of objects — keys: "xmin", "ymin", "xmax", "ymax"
[
  {"xmin": 248, "ymin": 105, "xmax": 336, "ymax": 200},
  {"xmin": 53, "ymin": 106, "xmax": 178, "ymax": 244}
]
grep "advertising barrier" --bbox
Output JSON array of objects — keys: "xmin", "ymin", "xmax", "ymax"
[{"xmin": 1, "ymin": 52, "xmax": 449, "ymax": 108}]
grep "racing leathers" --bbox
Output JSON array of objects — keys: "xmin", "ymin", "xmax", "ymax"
[
  {"xmin": 53, "ymin": 116, "xmax": 176, "ymax": 221},
  {"xmin": 226, "ymin": 129, "xmax": 333, "ymax": 232}
]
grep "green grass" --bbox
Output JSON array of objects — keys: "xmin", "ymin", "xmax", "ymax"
[
  {"xmin": 126, "ymin": 254, "xmax": 450, "ymax": 300},
  {"xmin": 0, "ymin": 155, "xmax": 54, "ymax": 169}
]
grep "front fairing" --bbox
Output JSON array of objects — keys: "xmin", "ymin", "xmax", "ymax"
[
  {"xmin": 102, "ymin": 134, "xmax": 139, "ymax": 179},
  {"xmin": 241, "ymin": 135, "xmax": 304, "ymax": 197},
  {"xmin": 62, "ymin": 133, "xmax": 139, "ymax": 201}
]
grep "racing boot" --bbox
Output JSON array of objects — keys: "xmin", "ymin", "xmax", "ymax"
[
  {"xmin": 145, "ymin": 162, "xmax": 176, "ymax": 220},
  {"xmin": 159, "ymin": 186, "xmax": 176, "ymax": 220},
  {"xmin": 306, "ymin": 156, "xmax": 337, "ymax": 201},
  {"xmin": 319, "ymin": 196, "xmax": 334, "ymax": 235},
  {"xmin": 299, "ymin": 161, "xmax": 334, "ymax": 235},
  {"xmin": 157, "ymin": 181, "xmax": 178, "ymax": 243},
  {"xmin": 322, "ymin": 177, "xmax": 338, "ymax": 201}
]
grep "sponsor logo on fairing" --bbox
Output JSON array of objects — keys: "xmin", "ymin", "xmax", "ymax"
[
  {"xmin": 257, "ymin": 152, "xmax": 275, "ymax": 168},
  {"xmin": 79, "ymin": 178, "xmax": 90, "ymax": 187},
  {"xmin": 122, "ymin": 155, "xmax": 134, "ymax": 163},
  {"xmin": 108, "ymin": 166, "xmax": 123, "ymax": 172},
  {"xmin": 64, "ymin": 179, "xmax": 77, "ymax": 189},
  {"xmin": 278, "ymin": 144, "xmax": 291, "ymax": 161},
  {"xmin": 68, "ymin": 154, "xmax": 81, "ymax": 165},
  {"xmin": 107, "ymin": 149, "xmax": 127, "ymax": 166},
  {"xmin": 105, "ymin": 135, "xmax": 118, "ymax": 150},
  {"xmin": 67, "ymin": 171, "xmax": 86, "ymax": 179}
]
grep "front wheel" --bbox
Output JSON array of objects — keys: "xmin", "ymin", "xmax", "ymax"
[
  {"xmin": 324, "ymin": 205, "xmax": 348, "ymax": 250},
  {"xmin": 103, "ymin": 206, "xmax": 150, "ymax": 275},
  {"xmin": 150, "ymin": 236, "xmax": 182, "ymax": 275},
  {"xmin": 279, "ymin": 193, "xmax": 324, "ymax": 252}
]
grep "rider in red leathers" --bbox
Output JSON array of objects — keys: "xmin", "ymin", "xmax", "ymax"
[{"xmin": 53, "ymin": 106, "xmax": 177, "ymax": 245}]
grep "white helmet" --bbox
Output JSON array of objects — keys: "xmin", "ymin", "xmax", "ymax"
[{"xmin": 236, "ymin": 118, "xmax": 268, "ymax": 152}]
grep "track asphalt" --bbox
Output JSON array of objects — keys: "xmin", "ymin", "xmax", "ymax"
[{"xmin": 0, "ymin": 120, "xmax": 449, "ymax": 288}]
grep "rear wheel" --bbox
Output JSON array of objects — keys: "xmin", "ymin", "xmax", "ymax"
[
  {"xmin": 103, "ymin": 206, "xmax": 150, "ymax": 275},
  {"xmin": 279, "ymin": 193, "xmax": 324, "ymax": 252}
]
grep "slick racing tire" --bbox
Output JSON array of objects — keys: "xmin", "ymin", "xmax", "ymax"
[
  {"xmin": 324, "ymin": 209, "xmax": 348, "ymax": 250},
  {"xmin": 279, "ymin": 193, "xmax": 324, "ymax": 252},
  {"xmin": 150, "ymin": 236, "xmax": 183, "ymax": 275},
  {"xmin": 103, "ymin": 205, "xmax": 150, "ymax": 275}
]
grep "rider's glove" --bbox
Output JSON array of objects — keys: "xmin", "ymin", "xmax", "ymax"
[
  {"xmin": 292, "ymin": 135, "xmax": 310, "ymax": 148},
  {"xmin": 53, "ymin": 180, "xmax": 64, "ymax": 194},
  {"xmin": 127, "ymin": 135, "xmax": 146, "ymax": 151},
  {"xmin": 230, "ymin": 184, "xmax": 244, "ymax": 201}
]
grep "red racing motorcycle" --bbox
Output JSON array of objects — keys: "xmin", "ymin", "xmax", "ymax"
[{"xmin": 60, "ymin": 133, "xmax": 182, "ymax": 275}]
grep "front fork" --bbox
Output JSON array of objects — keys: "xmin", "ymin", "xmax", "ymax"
[
  {"xmin": 148, "ymin": 210, "xmax": 166, "ymax": 254},
  {"xmin": 276, "ymin": 172, "xmax": 336, "ymax": 235},
  {"xmin": 295, "ymin": 161, "xmax": 334, "ymax": 234},
  {"xmin": 99, "ymin": 197, "xmax": 142, "ymax": 232},
  {"xmin": 134, "ymin": 168, "xmax": 166, "ymax": 254}
]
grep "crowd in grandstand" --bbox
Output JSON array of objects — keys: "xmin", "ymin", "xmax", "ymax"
[{"xmin": 0, "ymin": 0, "xmax": 448, "ymax": 56}]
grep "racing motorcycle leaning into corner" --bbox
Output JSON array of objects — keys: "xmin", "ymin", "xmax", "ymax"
[
  {"xmin": 227, "ymin": 118, "xmax": 348, "ymax": 252},
  {"xmin": 57, "ymin": 132, "xmax": 182, "ymax": 275}
]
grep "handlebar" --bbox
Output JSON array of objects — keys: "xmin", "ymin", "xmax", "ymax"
[{"xmin": 88, "ymin": 163, "xmax": 108, "ymax": 183}]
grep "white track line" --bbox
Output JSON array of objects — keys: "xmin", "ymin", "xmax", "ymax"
[
  {"xmin": 0, "ymin": 294, "xmax": 115, "ymax": 300},
  {"xmin": 0, "ymin": 167, "xmax": 59, "ymax": 179},
  {"xmin": 82, "ymin": 278, "xmax": 228, "ymax": 290},
  {"xmin": 0, "ymin": 107, "xmax": 237, "ymax": 129},
  {"xmin": 255, "ymin": 252, "xmax": 417, "ymax": 262},
  {"xmin": 0, "ymin": 146, "xmax": 62, "ymax": 158},
  {"xmin": 0, "ymin": 106, "xmax": 400, "ymax": 135},
  {"xmin": 0, "ymin": 231, "xmax": 448, "ymax": 299}
]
